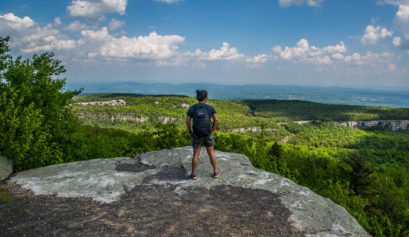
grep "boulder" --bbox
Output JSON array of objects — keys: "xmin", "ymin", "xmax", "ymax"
[
  {"xmin": 10, "ymin": 147, "xmax": 369, "ymax": 236},
  {"xmin": 0, "ymin": 156, "xmax": 13, "ymax": 180}
]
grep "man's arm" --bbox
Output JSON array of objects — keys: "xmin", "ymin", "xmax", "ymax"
[
  {"xmin": 212, "ymin": 113, "xmax": 218, "ymax": 131},
  {"xmin": 186, "ymin": 116, "xmax": 193, "ymax": 136}
]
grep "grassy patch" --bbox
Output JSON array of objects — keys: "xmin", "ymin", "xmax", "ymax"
[
  {"xmin": 0, "ymin": 191, "xmax": 13, "ymax": 202},
  {"xmin": 0, "ymin": 186, "xmax": 25, "ymax": 202}
]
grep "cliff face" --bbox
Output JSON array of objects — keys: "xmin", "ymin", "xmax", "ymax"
[
  {"xmin": 283, "ymin": 120, "xmax": 409, "ymax": 131},
  {"xmin": 10, "ymin": 147, "xmax": 369, "ymax": 236},
  {"xmin": 334, "ymin": 120, "xmax": 409, "ymax": 131},
  {"xmin": 76, "ymin": 99, "xmax": 126, "ymax": 106}
]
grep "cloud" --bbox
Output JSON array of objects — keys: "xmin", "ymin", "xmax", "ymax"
[
  {"xmin": 65, "ymin": 20, "xmax": 90, "ymax": 31},
  {"xmin": 177, "ymin": 43, "xmax": 269, "ymax": 67},
  {"xmin": 108, "ymin": 18, "xmax": 125, "ymax": 30},
  {"xmin": 396, "ymin": 4, "xmax": 409, "ymax": 22},
  {"xmin": 154, "ymin": 0, "xmax": 183, "ymax": 3},
  {"xmin": 278, "ymin": 0, "xmax": 325, "ymax": 7},
  {"xmin": 331, "ymin": 53, "xmax": 345, "ymax": 60},
  {"xmin": 81, "ymin": 28, "xmax": 185, "ymax": 60},
  {"xmin": 361, "ymin": 25, "xmax": 393, "ymax": 45},
  {"xmin": 393, "ymin": 36, "xmax": 402, "ymax": 46},
  {"xmin": 54, "ymin": 17, "xmax": 62, "ymax": 25},
  {"xmin": 272, "ymin": 38, "xmax": 397, "ymax": 72},
  {"xmin": 21, "ymin": 37, "xmax": 80, "ymax": 54},
  {"xmin": 0, "ymin": 12, "xmax": 84, "ymax": 54},
  {"xmin": 272, "ymin": 39, "xmax": 346, "ymax": 64},
  {"xmin": 306, "ymin": 0, "xmax": 325, "ymax": 6},
  {"xmin": 0, "ymin": 13, "xmax": 34, "ymax": 30},
  {"xmin": 323, "ymin": 41, "xmax": 347, "ymax": 53},
  {"xmin": 195, "ymin": 42, "xmax": 245, "ymax": 61},
  {"xmin": 382, "ymin": 1, "xmax": 409, "ymax": 35},
  {"xmin": 67, "ymin": 0, "xmax": 127, "ymax": 20},
  {"xmin": 246, "ymin": 54, "xmax": 269, "ymax": 64},
  {"xmin": 379, "ymin": 1, "xmax": 409, "ymax": 52},
  {"xmin": 344, "ymin": 51, "xmax": 395, "ymax": 66}
]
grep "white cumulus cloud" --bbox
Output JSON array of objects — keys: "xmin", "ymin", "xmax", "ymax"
[
  {"xmin": 396, "ymin": 4, "xmax": 409, "ymax": 22},
  {"xmin": 0, "ymin": 13, "xmax": 83, "ymax": 54},
  {"xmin": 272, "ymin": 38, "xmax": 346, "ymax": 65},
  {"xmin": 344, "ymin": 51, "xmax": 395, "ymax": 66},
  {"xmin": 181, "ymin": 43, "xmax": 268, "ymax": 67},
  {"xmin": 361, "ymin": 25, "xmax": 393, "ymax": 45},
  {"xmin": 81, "ymin": 27, "xmax": 185, "ymax": 60},
  {"xmin": 67, "ymin": 0, "xmax": 127, "ymax": 20},
  {"xmin": 246, "ymin": 54, "xmax": 269, "ymax": 64},
  {"xmin": 65, "ymin": 20, "xmax": 90, "ymax": 31},
  {"xmin": 0, "ymin": 13, "xmax": 34, "ymax": 30},
  {"xmin": 393, "ymin": 36, "xmax": 402, "ymax": 46},
  {"xmin": 190, "ymin": 42, "xmax": 245, "ymax": 61},
  {"xmin": 331, "ymin": 53, "xmax": 345, "ymax": 60},
  {"xmin": 108, "ymin": 18, "xmax": 125, "ymax": 30},
  {"xmin": 381, "ymin": 1, "xmax": 409, "ymax": 51},
  {"xmin": 278, "ymin": 0, "xmax": 325, "ymax": 7}
]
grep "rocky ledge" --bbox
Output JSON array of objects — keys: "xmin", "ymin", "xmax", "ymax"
[
  {"xmin": 6, "ymin": 147, "xmax": 368, "ymax": 236},
  {"xmin": 334, "ymin": 120, "xmax": 409, "ymax": 131},
  {"xmin": 0, "ymin": 156, "xmax": 13, "ymax": 180}
]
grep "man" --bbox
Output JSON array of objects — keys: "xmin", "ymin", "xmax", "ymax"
[{"xmin": 186, "ymin": 90, "xmax": 219, "ymax": 180}]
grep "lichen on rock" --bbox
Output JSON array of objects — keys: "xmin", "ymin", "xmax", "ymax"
[{"xmin": 9, "ymin": 147, "xmax": 369, "ymax": 236}]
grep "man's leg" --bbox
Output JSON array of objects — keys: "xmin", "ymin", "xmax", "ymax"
[
  {"xmin": 205, "ymin": 146, "xmax": 218, "ymax": 173},
  {"xmin": 192, "ymin": 147, "xmax": 201, "ymax": 175}
]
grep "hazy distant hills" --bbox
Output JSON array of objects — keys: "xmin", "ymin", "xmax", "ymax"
[{"xmin": 66, "ymin": 82, "xmax": 409, "ymax": 108}]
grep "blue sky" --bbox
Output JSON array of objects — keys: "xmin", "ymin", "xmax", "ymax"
[{"xmin": 1, "ymin": 0, "xmax": 409, "ymax": 88}]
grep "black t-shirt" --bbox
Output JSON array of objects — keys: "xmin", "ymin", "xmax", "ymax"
[{"xmin": 186, "ymin": 103, "xmax": 216, "ymax": 119}]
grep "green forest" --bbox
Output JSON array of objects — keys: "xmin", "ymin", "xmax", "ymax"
[{"xmin": 1, "ymin": 36, "xmax": 409, "ymax": 236}]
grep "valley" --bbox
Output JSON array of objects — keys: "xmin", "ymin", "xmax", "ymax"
[{"xmin": 71, "ymin": 93, "xmax": 409, "ymax": 236}]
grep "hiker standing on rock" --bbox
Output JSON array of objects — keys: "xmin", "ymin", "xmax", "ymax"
[{"xmin": 186, "ymin": 90, "xmax": 219, "ymax": 180}]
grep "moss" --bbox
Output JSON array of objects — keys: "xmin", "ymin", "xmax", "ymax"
[
  {"xmin": 0, "ymin": 186, "xmax": 25, "ymax": 202},
  {"xmin": 0, "ymin": 191, "xmax": 12, "ymax": 202},
  {"xmin": 19, "ymin": 204, "xmax": 32, "ymax": 213}
]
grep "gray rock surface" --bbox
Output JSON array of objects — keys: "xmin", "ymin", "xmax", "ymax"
[
  {"xmin": 10, "ymin": 147, "xmax": 369, "ymax": 236},
  {"xmin": 334, "ymin": 120, "xmax": 409, "ymax": 131},
  {"xmin": 0, "ymin": 156, "xmax": 13, "ymax": 180},
  {"xmin": 280, "ymin": 120, "xmax": 409, "ymax": 131},
  {"xmin": 228, "ymin": 127, "xmax": 279, "ymax": 133},
  {"xmin": 76, "ymin": 99, "xmax": 126, "ymax": 106}
]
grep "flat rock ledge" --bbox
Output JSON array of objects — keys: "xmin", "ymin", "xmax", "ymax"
[
  {"xmin": 0, "ymin": 156, "xmax": 13, "ymax": 180},
  {"xmin": 7, "ymin": 147, "xmax": 368, "ymax": 236}
]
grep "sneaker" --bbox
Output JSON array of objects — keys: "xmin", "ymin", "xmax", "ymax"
[
  {"xmin": 191, "ymin": 173, "xmax": 198, "ymax": 180},
  {"xmin": 213, "ymin": 171, "xmax": 220, "ymax": 178}
]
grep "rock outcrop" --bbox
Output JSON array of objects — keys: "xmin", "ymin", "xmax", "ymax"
[
  {"xmin": 228, "ymin": 127, "xmax": 279, "ymax": 133},
  {"xmin": 0, "ymin": 156, "xmax": 13, "ymax": 180},
  {"xmin": 181, "ymin": 103, "xmax": 190, "ymax": 108},
  {"xmin": 9, "ymin": 147, "xmax": 368, "ymax": 236},
  {"xmin": 334, "ymin": 120, "xmax": 409, "ymax": 131},
  {"xmin": 282, "ymin": 120, "xmax": 409, "ymax": 131},
  {"xmin": 76, "ymin": 99, "xmax": 126, "ymax": 106}
]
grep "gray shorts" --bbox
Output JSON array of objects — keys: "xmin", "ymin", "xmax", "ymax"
[{"xmin": 192, "ymin": 132, "xmax": 215, "ymax": 148}]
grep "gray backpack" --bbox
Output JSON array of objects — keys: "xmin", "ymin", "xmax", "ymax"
[{"xmin": 193, "ymin": 104, "xmax": 212, "ymax": 137}]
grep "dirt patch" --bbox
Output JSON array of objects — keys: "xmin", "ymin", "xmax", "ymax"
[
  {"xmin": 0, "ymin": 182, "xmax": 303, "ymax": 237},
  {"xmin": 143, "ymin": 166, "xmax": 187, "ymax": 182},
  {"xmin": 115, "ymin": 161, "xmax": 155, "ymax": 172}
]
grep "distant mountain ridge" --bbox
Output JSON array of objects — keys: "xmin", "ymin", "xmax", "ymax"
[{"xmin": 67, "ymin": 82, "xmax": 409, "ymax": 108}]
